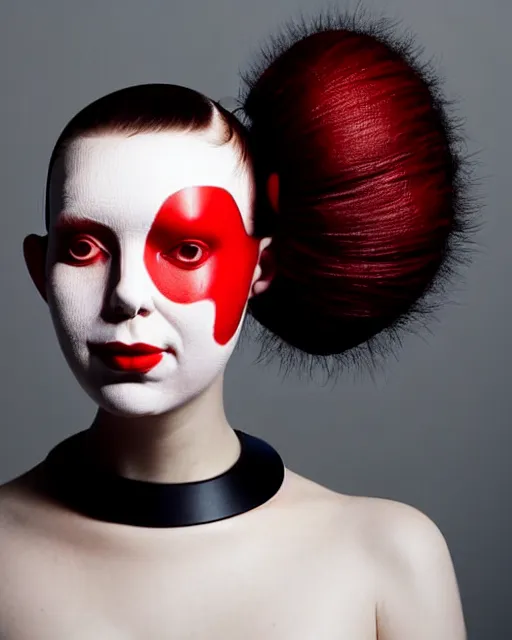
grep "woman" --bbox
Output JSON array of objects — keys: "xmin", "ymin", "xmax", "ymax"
[{"xmin": 0, "ymin": 14, "xmax": 471, "ymax": 639}]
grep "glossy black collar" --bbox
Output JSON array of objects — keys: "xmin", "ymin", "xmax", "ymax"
[{"xmin": 43, "ymin": 429, "xmax": 285, "ymax": 528}]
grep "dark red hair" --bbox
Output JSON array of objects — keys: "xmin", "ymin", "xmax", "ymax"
[
  {"xmin": 240, "ymin": 16, "xmax": 477, "ymax": 371},
  {"xmin": 44, "ymin": 14, "xmax": 477, "ymax": 377}
]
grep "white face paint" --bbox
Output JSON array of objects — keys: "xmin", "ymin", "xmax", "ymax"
[{"xmin": 46, "ymin": 127, "xmax": 262, "ymax": 417}]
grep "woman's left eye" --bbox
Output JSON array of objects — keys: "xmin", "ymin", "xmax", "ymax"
[{"xmin": 163, "ymin": 241, "xmax": 209, "ymax": 267}]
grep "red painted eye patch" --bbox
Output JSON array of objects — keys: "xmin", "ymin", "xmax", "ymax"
[{"xmin": 144, "ymin": 186, "xmax": 260, "ymax": 344}]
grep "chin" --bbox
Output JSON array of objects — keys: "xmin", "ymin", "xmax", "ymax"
[
  {"xmin": 67, "ymin": 347, "xmax": 228, "ymax": 418},
  {"xmin": 82, "ymin": 380, "xmax": 200, "ymax": 418}
]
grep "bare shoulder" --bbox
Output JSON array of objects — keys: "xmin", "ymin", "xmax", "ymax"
[
  {"xmin": 344, "ymin": 493, "xmax": 450, "ymax": 548},
  {"xmin": 344, "ymin": 494, "xmax": 462, "ymax": 587},
  {"xmin": 0, "ymin": 465, "xmax": 49, "ymax": 532},
  {"xmin": 0, "ymin": 470, "xmax": 30, "ymax": 514},
  {"xmin": 278, "ymin": 469, "xmax": 449, "ymax": 558},
  {"xmin": 337, "ymin": 494, "xmax": 466, "ymax": 640},
  {"xmin": 284, "ymin": 469, "xmax": 458, "ymax": 557},
  {"xmin": 283, "ymin": 471, "xmax": 467, "ymax": 639},
  {"xmin": 282, "ymin": 467, "xmax": 442, "ymax": 532},
  {"xmin": 364, "ymin": 497, "xmax": 466, "ymax": 639}
]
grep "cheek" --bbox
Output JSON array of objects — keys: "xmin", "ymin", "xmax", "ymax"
[
  {"xmin": 158, "ymin": 297, "xmax": 243, "ymax": 393},
  {"xmin": 162, "ymin": 298, "xmax": 223, "ymax": 356},
  {"xmin": 144, "ymin": 187, "xmax": 260, "ymax": 345},
  {"xmin": 47, "ymin": 264, "xmax": 104, "ymax": 337}
]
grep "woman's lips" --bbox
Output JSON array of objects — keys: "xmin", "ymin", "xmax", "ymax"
[{"xmin": 90, "ymin": 342, "xmax": 173, "ymax": 373}]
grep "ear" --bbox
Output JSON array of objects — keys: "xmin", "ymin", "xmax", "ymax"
[
  {"xmin": 267, "ymin": 172, "xmax": 279, "ymax": 213},
  {"xmin": 250, "ymin": 173, "xmax": 279, "ymax": 299},
  {"xmin": 250, "ymin": 236, "xmax": 275, "ymax": 298},
  {"xmin": 23, "ymin": 234, "xmax": 49, "ymax": 303}
]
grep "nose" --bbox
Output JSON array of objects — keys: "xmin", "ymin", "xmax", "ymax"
[{"xmin": 105, "ymin": 245, "xmax": 155, "ymax": 320}]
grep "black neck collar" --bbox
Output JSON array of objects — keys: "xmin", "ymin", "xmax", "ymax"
[{"xmin": 43, "ymin": 429, "xmax": 285, "ymax": 528}]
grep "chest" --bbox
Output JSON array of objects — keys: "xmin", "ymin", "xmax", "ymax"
[{"xmin": 0, "ymin": 529, "xmax": 377, "ymax": 640}]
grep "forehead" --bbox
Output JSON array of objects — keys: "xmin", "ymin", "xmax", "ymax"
[{"xmin": 48, "ymin": 129, "xmax": 254, "ymax": 233}]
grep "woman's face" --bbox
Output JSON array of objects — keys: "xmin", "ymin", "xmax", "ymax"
[{"xmin": 45, "ymin": 129, "xmax": 266, "ymax": 416}]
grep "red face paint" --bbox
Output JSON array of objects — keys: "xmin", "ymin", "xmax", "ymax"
[{"xmin": 144, "ymin": 186, "xmax": 260, "ymax": 345}]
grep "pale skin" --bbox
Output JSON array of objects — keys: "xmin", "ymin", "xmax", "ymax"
[{"xmin": 0, "ymin": 125, "xmax": 467, "ymax": 639}]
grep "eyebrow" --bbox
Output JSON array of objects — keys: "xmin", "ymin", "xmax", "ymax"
[{"xmin": 53, "ymin": 216, "xmax": 111, "ymax": 233}]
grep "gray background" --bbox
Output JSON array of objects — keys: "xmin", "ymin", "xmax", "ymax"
[{"xmin": 0, "ymin": 0, "xmax": 507, "ymax": 638}]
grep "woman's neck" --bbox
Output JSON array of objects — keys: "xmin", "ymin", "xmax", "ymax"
[{"xmin": 85, "ymin": 374, "xmax": 241, "ymax": 483}]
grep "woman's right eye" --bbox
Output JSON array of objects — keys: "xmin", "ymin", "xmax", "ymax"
[{"xmin": 64, "ymin": 235, "xmax": 107, "ymax": 264}]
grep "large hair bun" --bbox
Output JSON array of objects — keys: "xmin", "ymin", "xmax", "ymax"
[{"xmin": 239, "ymin": 13, "xmax": 478, "ymax": 376}]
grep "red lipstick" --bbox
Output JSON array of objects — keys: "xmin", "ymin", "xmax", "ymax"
[{"xmin": 90, "ymin": 342, "xmax": 172, "ymax": 373}]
